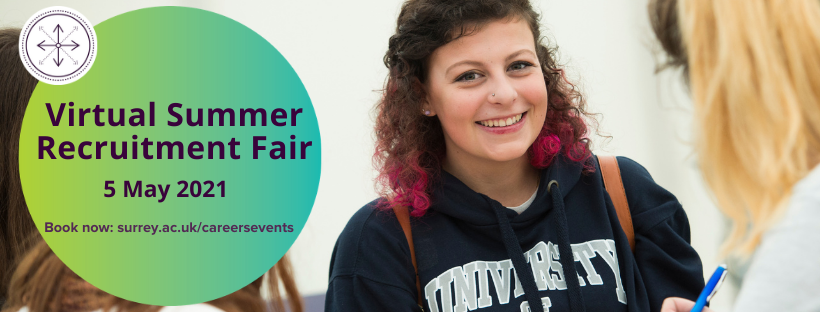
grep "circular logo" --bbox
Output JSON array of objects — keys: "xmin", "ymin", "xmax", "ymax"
[{"xmin": 19, "ymin": 6, "xmax": 97, "ymax": 85}]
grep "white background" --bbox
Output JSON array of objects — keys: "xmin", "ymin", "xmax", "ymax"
[{"xmin": 0, "ymin": 1, "xmax": 735, "ymax": 310}]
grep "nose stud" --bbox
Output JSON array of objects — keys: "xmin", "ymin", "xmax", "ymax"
[{"xmin": 492, "ymin": 93, "xmax": 495, "ymax": 97}]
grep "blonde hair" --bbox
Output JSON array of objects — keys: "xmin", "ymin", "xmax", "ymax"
[{"xmin": 678, "ymin": 0, "xmax": 820, "ymax": 256}]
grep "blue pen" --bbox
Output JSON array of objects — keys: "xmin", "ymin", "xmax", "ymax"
[{"xmin": 691, "ymin": 264, "xmax": 728, "ymax": 312}]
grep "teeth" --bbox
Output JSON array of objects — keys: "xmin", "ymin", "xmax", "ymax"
[{"xmin": 479, "ymin": 113, "xmax": 524, "ymax": 128}]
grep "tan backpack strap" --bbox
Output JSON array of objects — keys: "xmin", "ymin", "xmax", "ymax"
[
  {"xmin": 598, "ymin": 155, "xmax": 636, "ymax": 252},
  {"xmin": 392, "ymin": 205, "xmax": 423, "ymax": 309}
]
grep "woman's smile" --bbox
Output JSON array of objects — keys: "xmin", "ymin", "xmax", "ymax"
[{"xmin": 476, "ymin": 111, "xmax": 528, "ymax": 134}]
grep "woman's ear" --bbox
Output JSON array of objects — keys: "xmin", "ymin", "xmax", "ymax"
[
  {"xmin": 416, "ymin": 79, "xmax": 436, "ymax": 117},
  {"xmin": 421, "ymin": 100, "xmax": 436, "ymax": 117}
]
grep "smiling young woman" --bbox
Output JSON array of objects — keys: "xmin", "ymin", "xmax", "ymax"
[{"xmin": 325, "ymin": 1, "xmax": 705, "ymax": 312}]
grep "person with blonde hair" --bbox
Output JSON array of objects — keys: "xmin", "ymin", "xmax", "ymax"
[{"xmin": 649, "ymin": 0, "xmax": 820, "ymax": 311}]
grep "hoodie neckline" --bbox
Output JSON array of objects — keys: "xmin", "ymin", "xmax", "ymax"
[{"xmin": 430, "ymin": 154, "xmax": 585, "ymax": 226}]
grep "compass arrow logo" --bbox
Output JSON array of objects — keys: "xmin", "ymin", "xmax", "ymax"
[
  {"xmin": 20, "ymin": 6, "xmax": 97, "ymax": 85},
  {"xmin": 35, "ymin": 24, "xmax": 82, "ymax": 67}
]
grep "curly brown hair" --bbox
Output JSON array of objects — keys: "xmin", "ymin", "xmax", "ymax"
[{"xmin": 375, "ymin": 0, "xmax": 596, "ymax": 216}]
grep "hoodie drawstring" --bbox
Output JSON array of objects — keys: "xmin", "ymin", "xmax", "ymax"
[
  {"xmin": 549, "ymin": 181, "xmax": 586, "ymax": 312},
  {"xmin": 489, "ymin": 197, "xmax": 545, "ymax": 312},
  {"xmin": 487, "ymin": 180, "xmax": 586, "ymax": 312}
]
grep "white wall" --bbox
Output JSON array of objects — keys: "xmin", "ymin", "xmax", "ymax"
[{"xmin": 0, "ymin": 1, "xmax": 734, "ymax": 310}]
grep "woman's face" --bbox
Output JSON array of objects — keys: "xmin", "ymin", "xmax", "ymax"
[{"xmin": 424, "ymin": 18, "xmax": 548, "ymax": 166}]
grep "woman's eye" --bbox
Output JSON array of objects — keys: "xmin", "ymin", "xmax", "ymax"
[
  {"xmin": 456, "ymin": 71, "xmax": 482, "ymax": 82},
  {"xmin": 509, "ymin": 61, "xmax": 534, "ymax": 71}
]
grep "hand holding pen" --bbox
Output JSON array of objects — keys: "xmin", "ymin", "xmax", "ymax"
[{"xmin": 660, "ymin": 265, "xmax": 728, "ymax": 312}]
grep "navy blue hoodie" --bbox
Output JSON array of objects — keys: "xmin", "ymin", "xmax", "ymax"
[{"xmin": 326, "ymin": 155, "xmax": 704, "ymax": 312}]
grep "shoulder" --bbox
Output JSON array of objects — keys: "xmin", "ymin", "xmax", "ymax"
[
  {"xmin": 325, "ymin": 200, "xmax": 421, "ymax": 308},
  {"xmin": 333, "ymin": 199, "xmax": 407, "ymax": 260},
  {"xmin": 330, "ymin": 199, "xmax": 414, "ymax": 282},
  {"xmin": 614, "ymin": 156, "xmax": 687, "ymax": 232},
  {"xmin": 613, "ymin": 156, "xmax": 653, "ymax": 185},
  {"xmin": 734, "ymin": 169, "xmax": 820, "ymax": 311},
  {"xmin": 770, "ymin": 165, "xmax": 820, "ymax": 233},
  {"xmin": 788, "ymin": 164, "xmax": 820, "ymax": 224},
  {"xmin": 610, "ymin": 157, "xmax": 703, "ymax": 308}
]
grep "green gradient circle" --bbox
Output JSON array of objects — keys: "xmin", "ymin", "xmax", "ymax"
[{"xmin": 19, "ymin": 7, "xmax": 320, "ymax": 305}]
